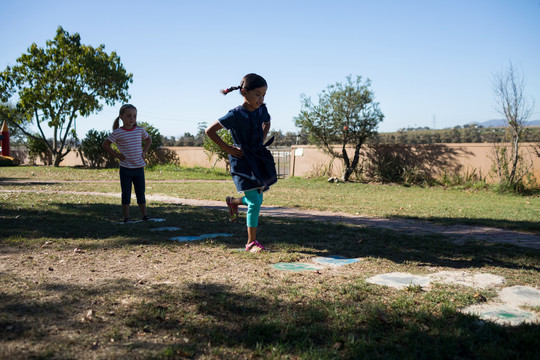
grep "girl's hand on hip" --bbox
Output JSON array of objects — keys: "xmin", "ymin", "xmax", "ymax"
[{"xmin": 228, "ymin": 145, "xmax": 244, "ymax": 158}]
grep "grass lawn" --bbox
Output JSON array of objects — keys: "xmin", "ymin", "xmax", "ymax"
[
  {"xmin": 2, "ymin": 165, "xmax": 539, "ymax": 232},
  {"xmin": 1, "ymin": 166, "xmax": 539, "ymax": 359}
]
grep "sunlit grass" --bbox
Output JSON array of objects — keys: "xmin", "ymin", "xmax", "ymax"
[{"xmin": 2, "ymin": 166, "xmax": 538, "ymax": 232}]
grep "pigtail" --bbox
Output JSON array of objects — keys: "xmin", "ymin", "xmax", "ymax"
[
  {"xmin": 221, "ymin": 85, "xmax": 242, "ymax": 95},
  {"xmin": 113, "ymin": 104, "xmax": 137, "ymax": 130},
  {"xmin": 113, "ymin": 117, "xmax": 120, "ymax": 130}
]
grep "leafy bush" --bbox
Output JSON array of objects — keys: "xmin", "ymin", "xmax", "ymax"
[
  {"xmin": 145, "ymin": 148, "xmax": 180, "ymax": 167},
  {"xmin": 80, "ymin": 129, "xmax": 117, "ymax": 168},
  {"xmin": 360, "ymin": 144, "xmax": 467, "ymax": 186},
  {"xmin": 138, "ymin": 122, "xmax": 179, "ymax": 166},
  {"xmin": 26, "ymin": 135, "xmax": 52, "ymax": 165},
  {"xmin": 361, "ymin": 144, "xmax": 435, "ymax": 185},
  {"xmin": 138, "ymin": 122, "xmax": 162, "ymax": 151}
]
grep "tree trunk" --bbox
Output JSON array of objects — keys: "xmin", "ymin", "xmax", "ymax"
[
  {"xmin": 509, "ymin": 131, "xmax": 519, "ymax": 186},
  {"xmin": 340, "ymin": 144, "xmax": 351, "ymax": 181},
  {"xmin": 341, "ymin": 142, "xmax": 364, "ymax": 182},
  {"xmin": 53, "ymin": 153, "xmax": 63, "ymax": 167}
]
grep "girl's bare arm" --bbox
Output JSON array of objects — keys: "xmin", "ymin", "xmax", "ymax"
[{"xmin": 205, "ymin": 121, "xmax": 243, "ymax": 158}]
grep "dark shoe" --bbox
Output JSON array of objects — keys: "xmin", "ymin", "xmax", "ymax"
[{"xmin": 123, "ymin": 217, "xmax": 132, "ymax": 223}]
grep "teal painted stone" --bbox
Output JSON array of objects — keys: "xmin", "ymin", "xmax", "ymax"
[
  {"xmin": 169, "ymin": 236, "xmax": 203, "ymax": 242},
  {"xmin": 312, "ymin": 255, "xmax": 361, "ymax": 266},
  {"xmin": 169, "ymin": 233, "xmax": 234, "ymax": 242},
  {"xmin": 271, "ymin": 263, "xmax": 323, "ymax": 272},
  {"xmin": 461, "ymin": 304, "xmax": 538, "ymax": 326},
  {"xmin": 150, "ymin": 227, "xmax": 181, "ymax": 232},
  {"xmin": 200, "ymin": 233, "xmax": 234, "ymax": 239}
]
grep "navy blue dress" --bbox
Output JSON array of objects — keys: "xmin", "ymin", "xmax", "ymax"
[{"xmin": 219, "ymin": 104, "xmax": 277, "ymax": 192}]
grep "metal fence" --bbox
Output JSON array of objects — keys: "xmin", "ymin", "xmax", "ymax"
[{"xmin": 270, "ymin": 148, "xmax": 291, "ymax": 179}]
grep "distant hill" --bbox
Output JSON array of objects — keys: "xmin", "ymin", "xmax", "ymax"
[{"xmin": 468, "ymin": 119, "xmax": 540, "ymax": 127}]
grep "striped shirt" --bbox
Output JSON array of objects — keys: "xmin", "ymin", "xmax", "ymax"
[{"xmin": 107, "ymin": 126, "xmax": 150, "ymax": 168}]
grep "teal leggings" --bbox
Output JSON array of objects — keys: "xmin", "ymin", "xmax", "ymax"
[{"xmin": 241, "ymin": 190, "xmax": 263, "ymax": 227}]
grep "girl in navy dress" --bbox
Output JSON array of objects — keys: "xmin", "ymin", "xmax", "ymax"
[{"xmin": 205, "ymin": 73, "xmax": 277, "ymax": 252}]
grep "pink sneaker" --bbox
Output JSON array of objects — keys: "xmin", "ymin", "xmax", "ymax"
[{"xmin": 246, "ymin": 240, "xmax": 266, "ymax": 253}]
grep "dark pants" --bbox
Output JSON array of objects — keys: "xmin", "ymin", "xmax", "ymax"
[{"xmin": 119, "ymin": 166, "xmax": 146, "ymax": 205}]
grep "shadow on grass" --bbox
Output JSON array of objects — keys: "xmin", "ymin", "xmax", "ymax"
[
  {"xmin": 258, "ymin": 216, "xmax": 540, "ymax": 272},
  {"xmin": 392, "ymin": 214, "xmax": 540, "ymax": 234},
  {"xmin": 1, "ymin": 197, "xmax": 539, "ymax": 272},
  {"xmin": 1, "ymin": 194, "xmax": 539, "ymax": 358},
  {"xmin": 1, "ymin": 273, "xmax": 538, "ymax": 359}
]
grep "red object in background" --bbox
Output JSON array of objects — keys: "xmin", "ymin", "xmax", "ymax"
[
  {"xmin": 1, "ymin": 121, "xmax": 10, "ymax": 156},
  {"xmin": 343, "ymin": 126, "xmax": 348, "ymax": 131}
]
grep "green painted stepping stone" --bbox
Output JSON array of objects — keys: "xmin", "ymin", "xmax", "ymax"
[
  {"xmin": 312, "ymin": 255, "xmax": 361, "ymax": 266},
  {"xmin": 271, "ymin": 263, "xmax": 323, "ymax": 272},
  {"xmin": 150, "ymin": 227, "xmax": 181, "ymax": 232},
  {"xmin": 461, "ymin": 304, "xmax": 538, "ymax": 326},
  {"xmin": 169, "ymin": 233, "xmax": 234, "ymax": 242}
]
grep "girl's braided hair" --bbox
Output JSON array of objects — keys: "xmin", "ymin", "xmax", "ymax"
[{"xmin": 221, "ymin": 73, "xmax": 267, "ymax": 95}]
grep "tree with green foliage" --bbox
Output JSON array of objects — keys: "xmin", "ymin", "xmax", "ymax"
[
  {"xmin": 295, "ymin": 75, "xmax": 384, "ymax": 181},
  {"xmin": 0, "ymin": 26, "xmax": 133, "ymax": 166}
]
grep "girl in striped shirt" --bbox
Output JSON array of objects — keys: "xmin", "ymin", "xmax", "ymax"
[{"xmin": 103, "ymin": 104, "xmax": 152, "ymax": 223}]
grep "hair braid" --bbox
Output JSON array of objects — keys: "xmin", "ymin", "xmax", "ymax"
[{"xmin": 221, "ymin": 85, "xmax": 242, "ymax": 95}]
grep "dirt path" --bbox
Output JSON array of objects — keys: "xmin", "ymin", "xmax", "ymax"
[{"xmin": 3, "ymin": 189, "xmax": 540, "ymax": 250}]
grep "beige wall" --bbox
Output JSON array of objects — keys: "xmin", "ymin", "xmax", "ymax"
[
  {"xmin": 23, "ymin": 146, "xmax": 229, "ymax": 169},
  {"xmin": 20, "ymin": 143, "xmax": 540, "ymax": 183},
  {"xmin": 165, "ymin": 147, "xmax": 228, "ymax": 169},
  {"xmin": 290, "ymin": 143, "xmax": 540, "ymax": 182}
]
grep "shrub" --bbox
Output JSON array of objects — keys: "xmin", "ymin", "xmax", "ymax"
[
  {"xmin": 360, "ymin": 144, "xmax": 467, "ymax": 186},
  {"xmin": 80, "ymin": 129, "xmax": 117, "ymax": 168},
  {"xmin": 138, "ymin": 122, "xmax": 180, "ymax": 166},
  {"xmin": 26, "ymin": 135, "xmax": 52, "ymax": 165}
]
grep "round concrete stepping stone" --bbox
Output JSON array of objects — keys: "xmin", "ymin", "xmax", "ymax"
[
  {"xmin": 271, "ymin": 263, "xmax": 324, "ymax": 272},
  {"xmin": 312, "ymin": 255, "xmax": 361, "ymax": 266},
  {"xmin": 366, "ymin": 272, "xmax": 432, "ymax": 289},
  {"xmin": 429, "ymin": 271, "xmax": 506, "ymax": 289},
  {"xmin": 498, "ymin": 286, "xmax": 540, "ymax": 307},
  {"xmin": 149, "ymin": 227, "xmax": 181, "ymax": 232},
  {"xmin": 461, "ymin": 304, "xmax": 539, "ymax": 326}
]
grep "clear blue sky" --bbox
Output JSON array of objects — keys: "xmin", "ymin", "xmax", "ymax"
[{"xmin": 1, "ymin": 0, "xmax": 539, "ymax": 138}]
